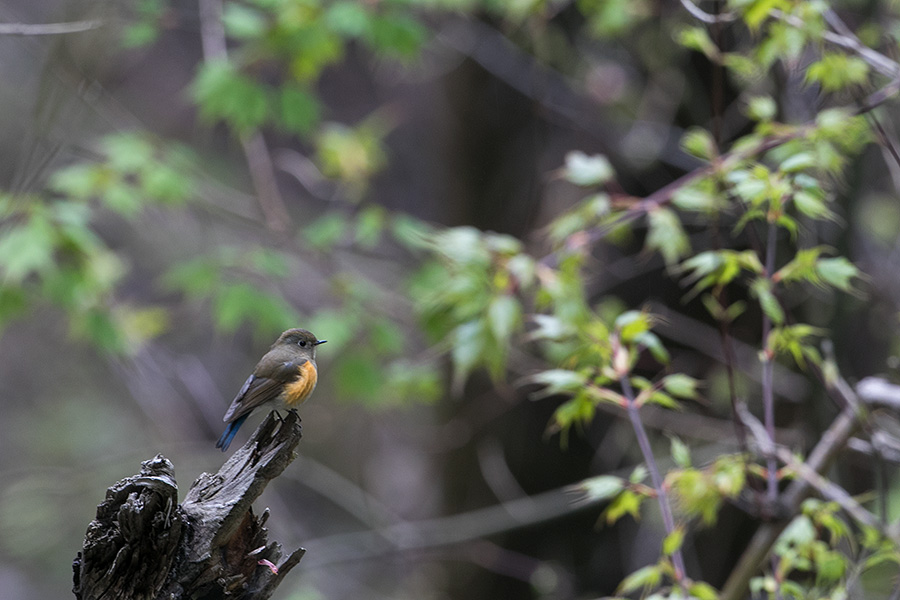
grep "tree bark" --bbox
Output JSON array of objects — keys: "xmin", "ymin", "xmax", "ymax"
[{"xmin": 73, "ymin": 411, "xmax": 304, "ymax": 600}]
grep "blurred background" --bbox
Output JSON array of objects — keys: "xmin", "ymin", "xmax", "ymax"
[{"xmin": 2, "ymin": 0, "xmax": 900, "ymax": 599}]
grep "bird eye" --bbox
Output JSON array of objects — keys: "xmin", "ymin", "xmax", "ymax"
[{"xmin": 298, "ymin": 340, "xmax": 307, "ymax": 347}]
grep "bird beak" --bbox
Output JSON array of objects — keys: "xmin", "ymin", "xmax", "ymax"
[{"xmin": 315, "ymin": 339, "xmax": 327, "ymax": 345}]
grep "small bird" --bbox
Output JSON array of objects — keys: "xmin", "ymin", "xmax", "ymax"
[{"xmin": 216, "ymin": 328, "xmax": 326, "ymax": 451}]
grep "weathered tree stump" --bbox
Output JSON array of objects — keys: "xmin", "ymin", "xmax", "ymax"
[{"xmin": 73, "ymin": 411, "xmax": 304, "ymax": 600}]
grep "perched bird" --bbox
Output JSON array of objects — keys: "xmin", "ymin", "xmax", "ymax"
[{"xmin": 216, "ymin": 328, "xmax": 326, "ymax": 451}]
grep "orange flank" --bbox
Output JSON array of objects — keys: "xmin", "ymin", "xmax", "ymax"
[{"xmin": 283, "ymin": 361, "xmax": 318, "ymax": 407}]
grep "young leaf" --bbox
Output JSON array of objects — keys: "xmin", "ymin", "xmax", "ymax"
[
  {"xmin": 746, "ymin": 95, "xmax": 777, "ymax": 121},
  {"xmin": 750, "ymin": 277, "xmax": 784, "ymax": 325},
  {"xmin": 662, "ymin": 374, "xmax": 699, "ymax": 400},
  {"xmin": 529, "ymin": 369, "xmax": 587, "ymax": 398},
  {"xmin": 688, "ymin": 581, "xmax": 720, "ymax": 600},
  {"xmin": 662, "ymin": 527, "xmax": 685, "ymax": 556},
  {"xmin": 779, "ymin": 152, "xmax": 816, "ymax": 174},
  {"xmin": 806, "ymin": 53, "xmax": 870, "ymax": 92},
  {"xmin": 487, "ymin": 294, "xmax": 523, "ymax": 343},
  {"xmin": 617, "ymin": 563, "xmax": 661, "ymax": 594},
  {"xmin": 670, "ymin": 436, "xmax": 692, "ymax": 468},
  {"xmin": 579, "ymin": 475, "xmax": 625, "ymax": 502},
  {"xmin": 563, "ymin": 151, "xmax": 614, "ymax": 186},
  {"xmin": 815, "ymin": 257, "xmax": 860, "ymax": 292},
  {"xmin": 681, "ymin": 127, "xmax": 718, "ymax": 161},
  {"xmin": 646, "ymin": 208, "xmax": 690, "ymax": 266},
  {"xmin": 277, "ymin": 85, "xmax": 321, "ymax": 136}
]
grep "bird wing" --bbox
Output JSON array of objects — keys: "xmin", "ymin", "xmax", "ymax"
[{"xmin": 222, "ymin": 359, "xmax": 307, "ymax": 423}]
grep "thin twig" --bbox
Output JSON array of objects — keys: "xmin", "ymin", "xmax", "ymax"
[
  {"xmin": 0, "ymin": 20, "xmax": 101, "ymax": 35},
  {"xmin": 196, "ymin": 0, "xmax": 291, "ymax": 233},
  {"xmin": 761, "ymin": 220, "xmax": 779, "ymax": 504},
  {"xmin": 770, "ymin": 9, "xmax": 900, "ymax": 78},
  {"xmin": 297, "ymin": 476, "xmax": 602, "ymax": 568},
  {"xmin": 775, "ymin": 446, "xmax": 885, "ymax": 533},
  {"xmin": 679, "ymin": 0, "xmax": 737, "ymax": 24},
  {"xmin": 720, "ymin": 402, "xmax": 863, "ymax": 600},
  {"xmin": 620, "ymin": 376, "xmax": 688, "ymax": 584}
]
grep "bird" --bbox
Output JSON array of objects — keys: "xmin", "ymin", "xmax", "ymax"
[{"xmin": 216, "ymin": 328, "xmax": 326, "ymax": 451}]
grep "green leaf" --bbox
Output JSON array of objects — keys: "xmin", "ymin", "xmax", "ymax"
[
  {"xmin": 746, "ymin": 95, "xmax": 777, "ymax": 121},
  {"xmin": 793, "ymin": 189, "xmax": 835, "ymax": 221},
  {"xmin": 0, "ymin": 285, "xmax": 28, "ymax": 328},
  {"xmin": 816, "ymin": 257, "xmax": 860, "ymax": 292},
  {"xmin": 774, "ymin": 246, "xmax": 823, "ymax": 285},
  {"xmin": 528, "ymin": 314, "xmax": 576, "ymax": 341},
  {"xmin": 73, "ymin": 308, "xmax": 125, "ymax": 353},
  {"xmin": 662, "ymin": 527, "xmax": 685, "ymax": 555},
  {"xmin": 670, "ymin": 436, "xmax": 692, "ymax": 468},
  {"xmin": 451, "ymin": 320, "xmax": 486, "ymax": 391},
  {"xmin": 779, "ymin": 152, "xmax": 816, "ymax": 173},
  {"xmin": 552, "ymin": 392, "xmax": 596, "ymax": 434},
  {"xmin": 0, "ymin": 216, "xmax": 57, "ymax": 282},
  {"xmin": 48, "ymin": 164, "xmax": 100, "ymax": 200},
  {"xmin": 681, "ymin": 127, "xmax": 717, "ymax": 161},
  {"xmin": 688, "ymin": 581, "xmax": 720, "ymax": 600},
  {"xmin": 676, "ymin": 26, "xmax": 719, "ymax": 59},
  {"xmin": 644, "ymin": 390, "xmax": 681, "ymax": 410},
  {"xmin": 740, "ymin": 0, "xmax": 787, "ymax": 29},
  {"xmin": 662, "ymin": 374, "xmax": 699, "ymax": 400},
  {"xmin": 579, "ymin": 475, "xmax": 625, "ymax": 502},
  {"xmin": 122, "ymin": 22, "xmax": 159, "ymax": 47},
  {"xmin": 750, "ymin": 277, "xmax": 784, "ymax": 325},
  {"xmin": 863, "ymin": 549, "xmax": 900, "ymax": 570},
  {"xmin": 775, "ymin": 514, "xmax": 816, "ymax": 554},
  {"xmin": 806, "ymin": 53, "xmax": 870, "ymax": 92},
  {"xmin": 222, "ymin": 2, "xmax": 268, "ymax": 40},
  {"xmin": 487, "ymin": 294, "xmax": 522, "ymax": 343},
  {"xmin": 364, "ymin": 13, "xmax": 426, "ymax": 58},
  {"xmin": 222, "ymin": 2, "xmax": 268, "ymax": 39},
  {"xmin": 767, "ymin": 324, "xmax": 826, "ymax": 369},
  {"xmin": 615, "ymin": 310, "xmax": 650, "ymax": 341},
  {"xmin": 102, "ymin": 133, "xmax": 155, "ymax": 173},
  {"xmin": 630, "ymin": 464, "xmax": 648, "ymax": 484},
  {"xmin": 191, "ymin": 61, "xmax": 268, "ymax": 133},
  {"xmin": 634, "ymin": 331, "xmax": 670, "ymax": 364},
  {"xmin": 354, "ymin": 205, "xmax": 386, "ymax": 248},
  {"xmin": 141, "ymin": 165, "xmax": 192, "ymax": 204},
  {"xmin": 325, "ymin": 1, "xmax": 371, "ymax": 37},
  {"xmin": 672, "ymin": 185, "xmax": 721, "ymax": 212},
  {"xmin": 277, "ymin": 85, "xmax": 321, "ymax": 136},
  {"xmin": 563, "ymin": 151, "xmax": 615, "ymax": 186},
  {"xmin": 668, "ymin": 468, "xmax": 721, "ymax": 524},
  {"xmin": 390, "ymin": 213, "xmax": 432, "ymax": 249},
  {"xmin": 617, "ymin": 563, "xmax": 661, "ymax": 594},
  {"xmin": 529, "ymin": 369, "xmax": 587, "ymax": 398},
  {"xmin": 304, "ymin": 213, "xmax": 348, "ymax": 250},
  {"xmin": 646, "ymin": 208, "xmax": 690, "ymax": 266},
  {"xmin": 288, "ymin": 27, "xmax": 344, "ymax": 81}
]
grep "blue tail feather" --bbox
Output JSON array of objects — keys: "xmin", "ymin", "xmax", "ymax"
[{"xmin": 216, "ymin": 414, "xmax": 249, "ymax": 451}]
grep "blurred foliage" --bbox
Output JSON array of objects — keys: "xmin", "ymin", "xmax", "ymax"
[{"xmin": 4, "ymin": 0, "xmax": 900, "ymax": 598}]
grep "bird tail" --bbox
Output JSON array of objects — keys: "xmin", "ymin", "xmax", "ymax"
[{"xmin": 216, "ymin": 415, "xmax": 249, "ymax": 451}]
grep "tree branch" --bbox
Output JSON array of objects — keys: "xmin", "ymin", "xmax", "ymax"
[
  {"xmin": 0, "ymin": 20, "xmax": 101, "ymax": 35},
  {"xmin": 720, "ymin": 397, "xmax": 864, "ymax": 600}
]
